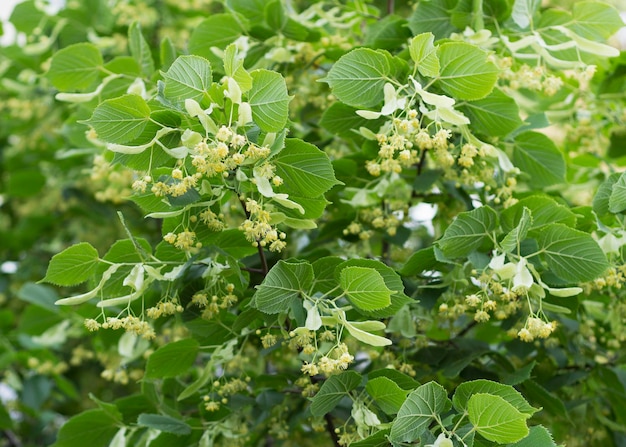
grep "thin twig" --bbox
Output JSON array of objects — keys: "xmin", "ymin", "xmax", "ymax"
[
  {"xmin": 387, "ymin": 0, "xmax": 395, "ymax": 15},
  {"xmin": 2, "ymin": 430, "xmax": 22, "ymax": 447}
]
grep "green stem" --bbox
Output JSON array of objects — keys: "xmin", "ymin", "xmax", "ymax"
[{"xmin": 472, "ymin": 0, "xmax": 485, "ymax": 30}]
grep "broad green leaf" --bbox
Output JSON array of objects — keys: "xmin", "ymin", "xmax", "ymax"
[
  {"xmin": 340, "ymin": 266, "xmax": 392, "ymax": 311},
  {"xmin": 137, "ymin": 414, "xmax": 191, "ymax": 435},
  {"xmin": 82, "ymin": 94, "xmax": 151, "ymax": 144},
  {"xmin": 334, "ymin": 258, "xmax": 410, "ymax": 318},
  {"xmin": 400, "ymin": 246, "xmax": 439, "ymax": 276},
  {"xmin": 322, "ymin": 48, "xmax": 391, "ymax": 108},
  {"xmin": 309, "ymin": 371, "xmax": 361, "ymax": 417},
  {"xmin": 145, "ymin": 339, "xmax": 199, "ymax": 379},
  {"xmin": 511, "ymin": 0, "xmax": 541, "ymax": 29},
  {"xmin": 569, "ymin": 1, "xmax": 624, "ymax": 40},
  {"xmin": 537, "ymin": 223, "xmax": 608, "ymax": 282},
  {"xmin": 521, "ymin": 380, "xmax": 569, "ymax": 419},
  {"xmin": 162, "ymin": 55, "xmax": 212, "ymax": 108},
  {"xmin": 252, "ymin": 260, "xmax": 313, "ymax": 314},
  {"xmin": 366, "ymin": 376, "xmax": 408, "ymax": 414},
  {"xmin": 408, "ymin": 0, "xmax": 459, "ymax": 40},
  {"xmin": 513, "ymin": 131, "xmax": 566, "ymax": 187},
  {"xmin": 42, "ymin": 242, "xmax": 100, "ymax": 287},
  {"xmin": 500, "ymin": 207, "xmax": 532, "ymax": 253},
  {"xmin": 47, "ymin": 43, "xmax": 103, "ymax": 91},
  {"xmin": 593, "ymin": 173, "xmax": 621, "ymax": 216},
  {"xmin": 350, "ymin": 429, "xmax": 391, "ymax": 447},
  {"xmin": 273, "ymin": 139, "xmax": 340, "ymax": 198},
  {"xmin": 51, "ymin": 409, "xmax": 121, "ymax": 447},
  {"xmin": 437, "ymin": 42, "xmax": 499, "ymax": 100},
  {"xmin": 226, "ymin": 0, "xmax": 266, "ymax": 23},
  {"xmin": 188, "ymin": 14, "xmax": 245, "ymax": 59},
  {"xmin": 409, "ymin": 33, "xmax": 440, "ymax": 77},
  {"xmin": 129, "ymin": 22, "xmax": 155, "ymax": 77},
  {"xmin": 502, "ymin": 195, "xmax": 576, "ymax": 233},
  {"xmin": 509, "ymin": 425, "xmax": 557, "ymax": 447},
  {"xmin": 609, "ymin": 171, "xmax": 626, "ymax": 213},
  {"xmin": 437, "ymin": 206, "xmax": 498, "ymax": 258},
  {"xmin": 264, "ymin": 0, "xmax": 286, "ymax": 30},
  {"xmin": 249, "ymin": 69, "xmax": 291, "ymax": 132},
  {"xmin": 389, "ymin": 381, "xmax": 451, "ymax": 443},
  {"xmin": 468, "ymin": 393, "xmax": 529, "ymax": 443},
  {"xmin": 319, "ymin": 102, "xmax": 384, "ymax": 138},
  {"xmin": 368, "ymin": 369, "xmax": 420, "ymax": 390},
  {"xmin": 453, "ymin": 380, "xmax": 538, "ymax": 416},
  {"xmin": 364, "ymin": 15, "xmax": 412, "ymax": 50},
  {"xmin": 462, "ymin": 88, "xmax": 524, "ymax": 137}
]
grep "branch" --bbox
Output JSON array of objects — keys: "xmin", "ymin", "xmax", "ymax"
[{"xmin": 324, "ymin": 414, "xmax": 341, "ymax": 447}]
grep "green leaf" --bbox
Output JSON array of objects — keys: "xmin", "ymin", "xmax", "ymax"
[
  {"xmin": 437, "ymin": 206, "xmax": 498, "ymax": 258},
  {"xmin": 364, "ymin": 15, "xmax": 412, "ymax": 50},
  {"xmin": 322, "ymin": 48, "xmax": 391, "ymax": 108},
  {"xmin": 609, "ymin": 171, "xmax": 626, "ymax": 214},
  {"xmin": 437, "ymin": 42, "xmax": 499, "ymax": 100},
  {"xmin": 129, "ymin": 22, "xmax": 155, "ymax": 78},
  {"xmin": 83, "ymin": 94, "xmax": 152, "ymax": 144},
  {"xmin": 536, "ymin": 223, "xmax": 608, "ymax": 283},
  {"xmin": 453, "ymin": 380, "xmax": 538, "ymax": 416},
  {"xmin": 502, "ymin": 195, "xmax": 576, "ymax": 233},
  {"xmin": 162, "ymin": 55, "xmax": 212, "ymax": 108},
  {"xmin": 51, "ymin": 409, "xmax": 121, "ymax": 447},
  {"xmin": 309, "ymin": 371, "xmax": 361, "ymax": 417},
  {"xmin": 501, "ymin": 207, "xmax": 532, "ymax": 253},
  {"xmin": 409, "ymin": 32, "xmax": 440, "ymax": 77},
  {"xmin": 400, "ymin": 246, "xmax": 439, "ymax": 276},
  {"xmin": 350, "ymin": 429, "xmax": 391, "ymax": 447},
  {"xmin": 569, "ymin": 1, "xmax": 624, "ymax": 40},
  {"xmin": 366, "ymin": 376, "xmax": 408, "ymax": 414},
  {"xmin": 593, "ymin": 173, "xmax": 621, "ymax": 216},
  {"xmin": 513, "ymin": 131, "xmax": 566, "ymax": 187},
  {"xmin": 340, "ymin": 266, "xmax": 392, "ymax": 311},
  {"xmin": 408, "ymin": 0, "xmax": 459, "ymax": 40},
  {"xmin": 389, "ymin": 381, "xmax": 451, "ymax": 443},
  {"xmin": 320, "ymin": 102, "xmax": 384, "ymax": 138},
  {"xmin": 137, "ymin": 414, "xmax": 191, "ymax": 435},
  {"xmin": 188, "ymin": 14, "xmax": 245, "ymax": 59},
  {"xmin": 509, "ymin": 425, "xmax": 557, "ymax": 447},
  {"xmin": 334, "ymin": 258, "xmax": 410, "ymax": 318},
  {"xmin": 47, "ymin": 43, "xmax": 103, "ymax": 92},
  {"xmin": 42, "ymin": 242, "xmax": 100, "ymax": 287},
  {"xmin": 273, "ymin": 139, "xmax": 340, "ymax": 198},
  {"xmin": 252, "ymin": 260, "xmax": 313, "ymax": 314},
  {"xmin": 467, "ymin": 393, "xmax": 530, "ymax": 443},
  {"xmin": 462, "ymin": 88, "xmax": 524, "ymax": 137},
  {"xmin": 511, "ymin": 0, "xmax": 541, "ymax": 29},
  {"xmin": 264, "ymin": 0, "xmax": 286, "ymax": 30},
  {"xmin": 145, "ymin": 339, "xmax": 199, "ymax": 379},
  {"xmin": 249, "ymin": 69, "xmax": 292, "ymax": 132}
]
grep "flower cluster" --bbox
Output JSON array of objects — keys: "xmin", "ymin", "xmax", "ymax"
[
  {"xmin": 192, "ymin": 283, "xmax": 238, "ymax": 319},
  {"xmin": 300, "ymin": 342, "xmax": 354, "ymax": 376},
  {"xmin": 240, "ymin": 198, "xmax": 287, "ymax": 252},
  {"xmin": 499, "ymin": 60, "xmax": 564, "ymax": 96},
  {"xmin": 84, "ymin": 316, "xmax": 156, "ymax": 339},
  {"xmin": 90, "ymin": 154, "xmax": 133, "ymax": 203},
  {"xmin": 163, "ymin": 229, "xmax": 200, "ymax": 251},
  {"xmin": 146, "ymin": 299, "xmax": 184, "ymax": 319}
]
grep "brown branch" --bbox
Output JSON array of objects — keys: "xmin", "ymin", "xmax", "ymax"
[
  {"xmin": 387, "ymin": 0, "xmax": 395, "ymax": 15},
  {"xmin": 324, "ymin": 414, "xmax": 341, "ymax": 447},
  {"xmin": 2, "ymin": 430, "xmax": 22, "ymax": 447}
]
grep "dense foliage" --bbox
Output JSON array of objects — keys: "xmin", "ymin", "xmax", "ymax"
[{"xmin": 2, "ymin": 0, "xmax": 626, "ymax": 446}]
